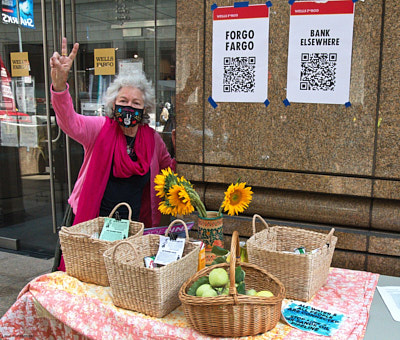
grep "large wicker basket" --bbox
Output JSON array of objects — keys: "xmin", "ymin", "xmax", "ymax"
[
  {"xmin": 59, "ymin": 202, "xmax": 144, "ymax": 286},
  {"xmin": 247, "ymin": 214, "xmax": 337, "ymax": 301},
  {"xmin": 179, "ymin": 231, "xmax": 285, "ymax": 338},
  {"xmin": 103, "ymin": 219, "xmax": 200, "ymax": 318}
]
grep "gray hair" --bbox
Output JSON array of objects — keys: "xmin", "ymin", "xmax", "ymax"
[{"xmin": 103, "ymin": 71, "xmax": 155, "ymax": 125}]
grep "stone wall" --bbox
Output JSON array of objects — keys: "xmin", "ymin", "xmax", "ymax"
[{"xmin": 175, "ymin": 0, "xmax": 400, "ymax": 276}]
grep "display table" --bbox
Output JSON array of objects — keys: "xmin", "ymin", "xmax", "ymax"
[{"xmin": 0, "ymin": 267, "xmax": 378, "ymax": 339}]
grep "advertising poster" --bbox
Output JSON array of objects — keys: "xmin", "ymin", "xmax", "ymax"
[
  {"xmin": 212, "ymin": 4, "xmax": 269, "ymax": 103},
  {"xmin": 94, "ymin": 48, "xmax": 116, "ymax": 76},
  {"xmin": 2, "ymin": 0, "xmax": 35, "ymax": 29},
  {"xmin": 286, "ymin": 0, "xmax": 355, "ymax": 104}
]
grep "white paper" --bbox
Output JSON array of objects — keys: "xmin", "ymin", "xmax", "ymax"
[
  {"xmin": 212, "ymin": 4, "xmax": 269, "ymax": 103},
  {"xmin": 377, "ymin": 286, "xmax": 400, "ymax": 322},
  {"xmin": 286, "ymin": 1, "xmax": 355, "ymax": 104},
  {"xmin": 154, "ymin": 236, "xmax": 185, "ymax": 266}
]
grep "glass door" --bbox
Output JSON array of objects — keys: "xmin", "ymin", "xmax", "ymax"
[{"xmin": 0, "ymin": 0, "xmax": 176, "ymax": 257}]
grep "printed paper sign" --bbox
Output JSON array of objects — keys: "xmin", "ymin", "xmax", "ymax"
[
  {"xmin": 10, "ymin": 52, "xmax": 30, "ymax": 77},
  {"xmin": 282, "ymin": 301, "xmax": 345, "ymax": 336},
  {"xmin": 94, "ymin": 48, "xmax": 116, "ymax": 76},
  {"xmin": 2, "ymin": 0, "xmax": 35, "ymax": 29},
  {"xmin": 286, "ymin": 0, "xmax": 355, "ymax": 104},
  {"xmin": 212, "ymin": 4, "xmax": 269, "ymax": 103}
]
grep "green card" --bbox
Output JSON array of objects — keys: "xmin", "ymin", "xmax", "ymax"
[{"xmin": 99, "ymin": 217, "xmax": 130, "ymax": 241}]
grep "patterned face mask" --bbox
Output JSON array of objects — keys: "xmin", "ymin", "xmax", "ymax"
[{"xmin": 113, "ymin": 104, "xmax": 144, "ymax": 128}]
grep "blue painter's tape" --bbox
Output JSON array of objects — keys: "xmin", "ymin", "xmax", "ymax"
[
  {"xmin": 345, "ymin": 101, "xmax": 352, "ymax": 108},
  {"xmin": 288, "ymin": 0, "xmax": 295, "ymax": 5},
  {"xmin": 208, "ymin": 96, "xmax": 218, "ymax": 108},
  {"xmin": 211, "ymin": 3, "xmax": 218, "ymax": 11},
  {"xmin": 264, "ymin": 99, "xmax": 270, "ymax": 107},
  {"xmin": 266, "ymin": 1, "xmax": 273, "ymax": 7},
  {"xmin": 283, "ymin": 98, "xmax": 291, "ymax": 107},
  {"xmin": 234, "ymin": 1, "xmax": 249, "ymax": 7}
]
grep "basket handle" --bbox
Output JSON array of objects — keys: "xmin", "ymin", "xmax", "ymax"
[
  {"xmin": 110, "ymin": 240, "xmax": 139, "ymax": 262},
  {"xmin": 109, "ymin": 202, "xmax": 133, "ymax": 221},
  {"xmin": 323, "ymin": 228, "xmax": 335, "ymax": 248},
  {"xmin": 228, "ymin": 230, "xmax": 241, "ymax": 304},
  {"xmin": 252, "ymin": 214, "xmax": 270, "ymax": 237},
  {"xmin": 60, "ymin": 226, "xmax": 91, "ymax": 237},
  {"xmin": 164, "ymin": 219, "xmax": 190, "ymax": 240}
]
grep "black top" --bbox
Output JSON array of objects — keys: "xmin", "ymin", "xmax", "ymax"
[{"xmin": 99, "ymin": 135, "xmax": 150, "ymax": 220}]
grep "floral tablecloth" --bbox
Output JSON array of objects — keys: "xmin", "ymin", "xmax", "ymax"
[{"xmin": 0, "ymin": 267, "xmax": 378, "ymax": 340}]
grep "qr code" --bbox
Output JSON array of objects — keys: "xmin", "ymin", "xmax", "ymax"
[
  {"xmin": 223, "ymin": 57, "xmax": 256, "ymax": 93},
  {"xmin": 300, "ymin": 53, "xmax": 337, "ymax": 91}
]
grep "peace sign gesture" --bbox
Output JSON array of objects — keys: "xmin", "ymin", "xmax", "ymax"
[{"xmin": 50, "ymin": 37, "xmax": 79, "ymax": 92}]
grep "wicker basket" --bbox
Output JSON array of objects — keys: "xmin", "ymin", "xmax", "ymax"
[
  {"xmin": 179, "ymin": 231, "xmax": 285, "ymax": 338},
  {"xmin": 103, "ymin": 219, "xmax": 200, "ymax": 318},
  {"xmin": 247, "ymin": 214, "xmax": 337, "ymax": 301},
  {"xmin": 59, "ymin": 202, "xmax": 144, "ymax": 286}
]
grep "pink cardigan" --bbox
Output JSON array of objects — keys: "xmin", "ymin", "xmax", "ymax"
[{"xmin": 51, "ymin": 84, "xmax": 176, "ymax": 227}]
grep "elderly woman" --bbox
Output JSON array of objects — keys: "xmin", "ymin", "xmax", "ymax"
[{"xmin": 50, "ymin": 37, "xmax": 176, "ymax": 229}]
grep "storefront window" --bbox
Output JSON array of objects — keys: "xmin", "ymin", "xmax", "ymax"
[{"xmin": 0, "ymin": 0, "xmax": 176, "ymax": 256}]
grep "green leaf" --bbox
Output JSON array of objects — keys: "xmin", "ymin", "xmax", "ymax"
[
  {"xmin": 235, "ymin": 266, "xmax": 245, "ymax": 284},
  {"xmin": 211, "ymin": 246, "xmax": 229, "ymax": 256},
  {"xmin": 211, "ymin": 256, "xmax": 227, "ymax": 265},
  {"xmin": 187, "ymin": 276, "xmax": 209, "ymax": 296},
  {"xmin": 236, "ymin": 281, "xmax": 246, "ymax": 295}
]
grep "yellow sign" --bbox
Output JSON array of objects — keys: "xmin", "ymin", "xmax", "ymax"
[
  {"xmin": 10, "ymin": 52, "xmax": 30, "ymax": 77},
  {"xmin": 94, "ymin": 48, "xmax": 116, "ymax": 75}
]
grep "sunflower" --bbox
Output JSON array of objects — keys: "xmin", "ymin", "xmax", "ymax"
[
  {"xmin": 221, "ymin": 182, "xmax": 253, "ymax": 216},
  {"xmin": 158, "ymin": 200, "xmax": 178, "ymax": 216},
  {"xmin": 167, "ymin": 184, "xmax": 195, "ymax": 216},
  {"xmin": 154, "ymin": 167, "xmax": 177, "ymax": 198}
]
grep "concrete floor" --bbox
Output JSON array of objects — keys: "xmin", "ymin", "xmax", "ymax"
[{"xmin": 0, "ymin": 250, "xmax": 53, "ymax": 318}]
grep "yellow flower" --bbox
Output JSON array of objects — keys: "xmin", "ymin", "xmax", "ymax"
[
  {"xmin": 158, "ymin": 200, "xmax": 177, "ymax": 216},
  {"xmin": 167, "ymin": 184, "xmax": 195, "ymax": 216},
  {"xmin": 221, "ymin": 182, "xmax": 253, "ymax": 216},
  {"xmin": 154, "ymin": 167, "xmax": 176, "ymax": 198}
]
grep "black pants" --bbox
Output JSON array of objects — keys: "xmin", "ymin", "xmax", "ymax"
[{"xmin": 52, "ymin": 205, "xmax": 75, "ymax": 272}]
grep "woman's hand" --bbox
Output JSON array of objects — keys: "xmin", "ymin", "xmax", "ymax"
[{"xmin": 50, "ymin": 37, "xmax": 79, "ymax": 92}]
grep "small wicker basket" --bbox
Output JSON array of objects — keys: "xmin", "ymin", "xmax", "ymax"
[
  {"xmin": 179, "ymin": 230, "xmax": 285, "ymax": 338},
  {"xmin": 247, "ymin": 214, "xmax": 337, "ymax": 301},
  {"xmin": 59, "ymin": 202, "xmax": 144, "ymax": 286},
  {"xmin": 103, "ymin": 219, "xmax": 200, "ymax": 318}
]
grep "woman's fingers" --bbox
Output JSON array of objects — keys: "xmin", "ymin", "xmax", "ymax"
[{"xmin": 68, "ymin": 43, "xmax": 79, "ymax": 62}]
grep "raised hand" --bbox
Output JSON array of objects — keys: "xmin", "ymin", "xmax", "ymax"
[{"xmin": 50, "ymin": 37, "xmax": 79, "ymax": 92}]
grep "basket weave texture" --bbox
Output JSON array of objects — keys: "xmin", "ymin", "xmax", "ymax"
[
  {"xmin": 59, "ymin": 202, "xmax": 144, "ymax": 286},
  {"xmin": 103, "ymin": 219, "xmax": 200, "ymax": 318},
  {"xmin": 179, "ymin": 231, "xmax": 285, "ymax": 338},
  {"xmin": 247, "ymin": 214, "xmax": 337, "ymax": 301}
]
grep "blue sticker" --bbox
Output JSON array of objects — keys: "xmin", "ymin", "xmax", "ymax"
[
  {"xmin": 211, "ymin": 3, "xmax": 218, "ymax": 11},
  {"xmin": 266, "ymin": 1, "xmax": 273, "ymax": 7},
  {"xmin": 288, "ymin": 0, "xmax": 295, "ymax": 5},
  {"xmin": 352, "ymin": 0, "xmax": 358, "ymax": 3},
  {"xmin": 208, "ymin": 96, "xmax": 218, "ymax": 108},
  {"xmin": 264, "ymin": 99, "xmax": 270, "ymax": 107},
  {"xmin": 282, "ymin": 302, "xmax": 345, "ymax": 337},
  {"xmin": 345, "ymin": 101, "xmax": 351, "ymax": 108},
  {"xmin": 234, "ymin": 1, "xmax": 249, "ymax": 7},
  {"xmin": 283, "ymin": 98, "xmax": 291, "ymax": 106}
]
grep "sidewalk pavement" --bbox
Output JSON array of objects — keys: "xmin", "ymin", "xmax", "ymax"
[{"xmin": 0, "ymin": 251, "xmax": 53, "ymax": 318}]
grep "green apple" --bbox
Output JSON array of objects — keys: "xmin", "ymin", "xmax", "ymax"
[
  {"xmin": 246, "ymin": 289, "xmax": 257, "ymax": 296},
  {"xmin": 196, "ymin": 284, "xmax": 213, "ymax": 297},
  {"xmin": 209, "ymin": 268, "xmax": 229, "ymax": 287},
  {"xmin": 256, "ymin": 290, "xmax": 274, "ymax": 297},
  {"xmin": 202, "ymin": 289, "xmax": 218, "ymax": 297}
]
